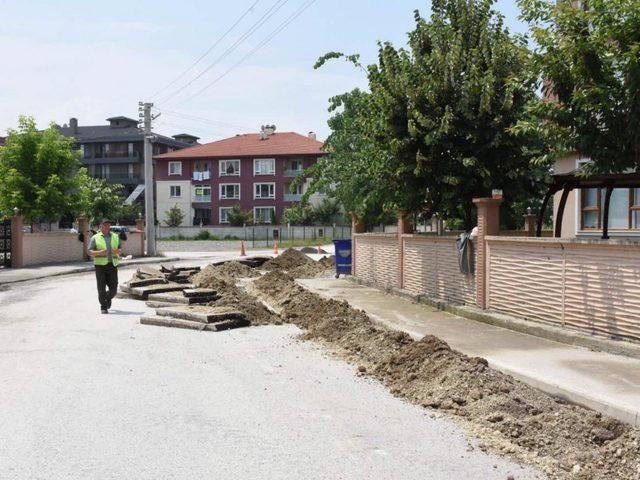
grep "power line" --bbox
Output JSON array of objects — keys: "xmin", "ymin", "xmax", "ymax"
[
  {"xmin": 153, "ymin": 106, "xmax": 253, "ymax": 132},
  {"xmin": 156, "ymin": 0, "xmax": 290, "ymax": 105},
  {"xmin": 175, "ymin": 0, "xmax": 317, "ymax": 106},
  {"xmin": 150, "ymin": 0, "xmax": 261, "ymax": 100}
]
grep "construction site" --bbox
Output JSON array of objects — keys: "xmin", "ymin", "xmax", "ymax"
[{"xmin": 103, "ymin": 247, "xmax": 640, "ymax": 480}]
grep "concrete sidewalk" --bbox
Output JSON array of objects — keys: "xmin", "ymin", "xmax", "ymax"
[
  {"xmin": 0, "ymin": 257, "xmax": 179, "ymax": 285},
  {"xmin": 299, "ymin": 277, "xmax": 640, "ymax": 427}
]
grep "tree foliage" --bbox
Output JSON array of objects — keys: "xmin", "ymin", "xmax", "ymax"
[
  {"xmin": 164, "ymin": 204, "xmax": 185, "ymax": 227},
  {"xmin": 226, "ymin": 204, "xmax": 253, "ymax": 226},
  {"xmin": 308, "ymin": 0, "xmax": 549, "ymax": 229},
  {"xmin": 0, "ymin": 116, "xmax": 81, "ymax": 221},
  {"xmin": 517, "ymin": 0, "xmax": 640, "ymax": 173},
  {"xmin": 75, "ymin": 168, "xmax": 133, "ymax": 225},
  {"xmin": 282, "ymin": 199, "xmax": 345, "ymax": 225}
]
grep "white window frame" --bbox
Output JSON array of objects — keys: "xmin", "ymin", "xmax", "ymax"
[
  {"xmin": 193, "ymin": 185, "xmax": 211, "ymax": 199},
  {"xmin": 169, "ymin": 185, "xmax": 182, "ymax": 198},
  {"xmin": 288, "ymin": 182, "xmax": 303, "ymax": 195},
  {"xmin": 219, "ymin": 159, "xmax": 241, "ymax": 177},
  {"xmin": 254, "ymin": 158, "xmax": 275, "ymax": 176},
  {"xmin": 253, "ymin": 206, "xmax": 275, "ymax": 224},
  {"xmin": 219, "ymin": 183, "xmax": 241, "ymax": 200},
  {"xmin": 219, "ymin": 207, "xmax": 234, "ymax": 224},
  {"xmin": 254, "ymin": 182, "xmax": 275, "ymax": 199},
  {"xmin": 288, "ymin": 158, "xmax": 303, "ymax": 171},
  {"xmin": 168, "ymin": 161, "xmax": 182, "ymax": 176}
]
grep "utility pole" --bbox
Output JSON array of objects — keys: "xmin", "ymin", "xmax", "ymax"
[{"xmin": 139, "ymin": 101, "xmax": 159, "ymax": 256}]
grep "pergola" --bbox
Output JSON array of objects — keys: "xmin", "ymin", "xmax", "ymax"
[{"xmin": 537, "ymin": 170, "xmax": 640, "ymax": 239}]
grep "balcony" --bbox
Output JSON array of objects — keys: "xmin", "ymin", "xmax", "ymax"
[
  {"xmin": 193, "ymin": 195, "xmax": 212, "ymax": 203},
  {"xmin": 92, "ymin": 173, "xmax": 142, "ymax": 185},
  {"xmin": 82, "ymin": 153, "xmax": 141, "ymax": 165},
  {"xmin": 284, "ymin": 169, "xmax": 304, "ymax": 177},
  {"xmin": 284, "ymin": 193, "xmax": 303, "ymax": 202}
]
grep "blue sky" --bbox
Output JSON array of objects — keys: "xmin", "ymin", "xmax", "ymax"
[{"xmin": 0, "ymin": 0, "xmax": 527, "ymax": 142}]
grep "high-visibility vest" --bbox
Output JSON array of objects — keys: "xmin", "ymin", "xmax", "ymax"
[{"xmin": 92, "ymin": 232, "xmax": 120, "ymax": 267}]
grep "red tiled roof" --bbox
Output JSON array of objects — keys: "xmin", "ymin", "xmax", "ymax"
[{"xmin": 154, "ymin": 132, "xmax": 325, "ymax": 159}]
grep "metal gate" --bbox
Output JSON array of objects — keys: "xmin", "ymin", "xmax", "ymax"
[{"xmin": 0, "ymin": 220, "xmax": 11, "ymax": 268}]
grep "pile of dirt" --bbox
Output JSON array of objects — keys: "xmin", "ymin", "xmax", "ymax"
[
  {"xmin": 300, "ymin": 246, "xmax": 328, "ymax": 254},
  {"xmin": 252, "ymin": 271, "xmax": 640, "ymax": 480},
  {"xmin": 288, "ymin": 255, "xmax": 335, "ymax": 278},
  {"xmin": 262, "ymin": 248, "xmax": 314, "ymax": 271},
  {"xmin": 191, "ymin": 265, "xmax": 276, "ymax": 325}
]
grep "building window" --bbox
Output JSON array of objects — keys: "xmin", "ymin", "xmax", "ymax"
[
  {"xmin": 192, "ymin": 161, "xmax": 211, "ymax": 181},
  {"xmin": 170, "ymin": 185, "xmax": 182, "ymax": 198},
  {"xmin": 254, "ymin": 158, "xmax": 275, "ymax": 175},
  {"xmin": 220, "ymin": 183, "xmax": 240, "ymax": 200},
  {"xmin": 287, "ymin": 182, "xmax": 303, "ymax": 195},
  {"xmin": 219, "ymin": 159, "xmax": 240, "ymax": 176},
  {"xmin": 287, "ymin": 159, "xmax": 303, "ymax": 171},
  {"xmin": 194, "ymin": 186, "xmax": 211, "ymax": 201},
  {"xmin": 254, "ymin": 207, "xmax": 275, "ymax": 224},
  {"xmin": 219, "ymin": 207, "xmax": 233, "ymax": 224},
  {"xmin": 254, "ymin": 183, "xmax": 275, "ymax": 199},
  {"xmin": 169, "ymin": 161, "xmax": 182, "ymax": 176},
  {"xmin": 580, "ymin": 187, "xmax": 639, "ymax": 230}
]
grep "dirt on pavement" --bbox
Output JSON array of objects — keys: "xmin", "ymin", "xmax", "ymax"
[{"xmin": 250, "ymin": 270, "xmax": 640, "ymax": 480}]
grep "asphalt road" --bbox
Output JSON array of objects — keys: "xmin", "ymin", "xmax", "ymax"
[{"xmin": 0, "ymin": 266, "xmax": 545, "ymax": 480}]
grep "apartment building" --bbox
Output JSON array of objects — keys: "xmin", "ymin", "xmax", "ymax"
[
  {"xmin": 58, "ymin": 116, "xmax": 198, "ymax": 201},
  {"xmin": 154, "ymin": 125, "xmax": 326, "ymax": 225}
]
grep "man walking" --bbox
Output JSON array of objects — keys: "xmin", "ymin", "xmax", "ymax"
[{"xmin": 88, "ymin": 219, "xmax": 121, "ymax": 314}]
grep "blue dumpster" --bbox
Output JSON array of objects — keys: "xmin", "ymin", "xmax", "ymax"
[{"xmin": 333, "ymin": 239, "xmax": 352, "ymax": 278}]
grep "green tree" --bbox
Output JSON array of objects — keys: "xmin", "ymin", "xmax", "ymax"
[
  {"xmin": 75, "ymin": 168, "xmax": 129, "ymax": 225},
  {"xmin": 310, "ymin": 0, "xmax": 547, "ymax": 229},
  {"xmin": 227, "ymin": 204, "xmax": 253, "ymax": 226},
  {"xmin": 282, "ymin": 203, "xmax": 314, "ymax": 225},
  {"xmin": 517, "ymin": 0, "xmax": 640, "ymax": 173},
  {"xmin": 0, "ymin": 116, "xmax": 81, "ymax": 222},
  {"xmin": 164, "ymin": 204, "xmax": 185, "ymax": 227}
]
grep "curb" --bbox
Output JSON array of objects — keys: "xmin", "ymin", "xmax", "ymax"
[{"xmin": 0, "ymin": 257, "xmax": 181, "ymax": 286}]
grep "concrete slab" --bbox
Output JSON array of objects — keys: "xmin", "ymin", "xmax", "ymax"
[
  {"xmin": 155, "ymin": 305, "xmax": 245, "ymax": 324},
  {"xmin": 129, "ymin": 283, "xmax": 193, "ymax": 299},
  {"xmin": 147, "ymin": 291, "xmax": 216, "ymax": 305},
  {"xmin": 127, "ymin": 278, "xmax": 168, "ymax": 288},
  {"xmin": 299, "ymin": 277, "xmax": 640, "ymax": 427}
]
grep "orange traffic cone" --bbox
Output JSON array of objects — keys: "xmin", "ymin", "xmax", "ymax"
[
  {"xmin": 273, "ymin": 239, "xmax": 279, "ymax": 255},
  {"xmin": 240, "ymin": 240, "xmax": 246, "ymax": 256}
]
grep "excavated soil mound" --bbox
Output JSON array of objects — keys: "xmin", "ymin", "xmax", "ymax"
[
  {"xmin": 192, "ymin": 261, "xmax": 259, "ymax": 284},
  {"xmin": 300, "ymin": 246, "xmax": 328, "ymax": 254},
  {"xmin": 288, "ymin": 255, "xmax": 335, "ymax": 278},
  {"xmin": 262, "ymin": 248, "xmax": 314, "ymax": 271},
  {"xmin": 252, "ymin": 271, "xmax": 640, "ymax": 480},
  {"xmin": 191, "ymin": 265, "xmax": 276, "ymax": 325}
]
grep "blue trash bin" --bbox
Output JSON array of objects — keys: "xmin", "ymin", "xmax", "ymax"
[{"xmin": 333, "ymin": 239, "xmax": 352, "ymax": 278}]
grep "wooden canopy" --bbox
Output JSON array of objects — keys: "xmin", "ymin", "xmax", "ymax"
[{"xmin": 538, "ymin": 170, "xmax": 640, "ymax": 239}]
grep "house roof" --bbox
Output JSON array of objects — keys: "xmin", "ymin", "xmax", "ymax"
[
  {"xmin": 57, "ymin": 119, "xmax": 192, "ymax": 148},
  {"xmin": 154, "ymin": 132, "xmax": 325, "ymax": 159}
]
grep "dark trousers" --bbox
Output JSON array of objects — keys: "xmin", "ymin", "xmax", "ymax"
[{"xmin": 95, "ymin": 264, "xmax": 118, "ymax": 310}]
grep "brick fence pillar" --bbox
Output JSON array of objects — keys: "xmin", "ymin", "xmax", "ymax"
[
  {"xmin": 472, "ymin": 198, "xmax": 502, "ymax": 309},
  {"xmin": 136, "ymin": 218, "xmax": 145, "ymax": 256},
  {"xmin": 523, "ymin": 213, "xmax": 537, "ymax": 237},
  {"xmin": 10, "ymin": 213, "xmax": 24, "ymax": 268},
  {"xmin": 351, "ymin": 213, "xmax": 364, "ymax": 276},
  {"xmin": 397, "ymin": 211, "xmax": 414, "ymax": 289},
  {"xmin": 77, "ymin": 217, "xmax": 90, "ymax": 261}
]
